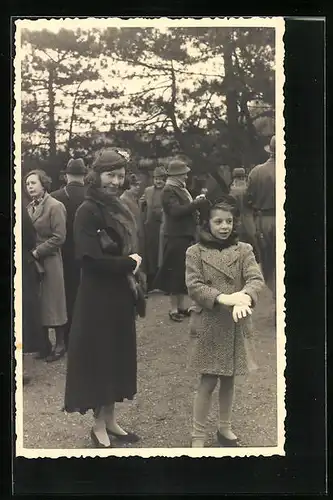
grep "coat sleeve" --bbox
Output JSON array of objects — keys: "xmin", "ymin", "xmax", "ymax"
[
  {"xmin": 240, "ymin": 243, "xmax": 265, "ymax": 307},
  {"xmin": 74, "ymin": 203, "xmax": 136, "ymax": 275},
  {"xmin": 34, "ymin": 202, "xmax": 67, "ymax": 259},
  {"xmin": 162, "ymin": 188, "xmax": 198, "ymax": 218},
  {"xmin": 185, "ymin": 245, "xmax": 222, "ymax": 310},
  {"xmin": 245, "ymin": 168, "xmax": 258, "ymax": 210}
]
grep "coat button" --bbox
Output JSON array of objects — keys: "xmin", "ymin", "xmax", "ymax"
[{"xmin": 206, "ymin": 280, "xmax": 212, "ymax": 285}]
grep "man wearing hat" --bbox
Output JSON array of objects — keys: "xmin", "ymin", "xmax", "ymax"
[
  {"xmin": 51, "ymin": 158, "xmax": 87, "ymax": 348},
  {"xmin": 153, "ymin": 159, "xmax": 208, "ymax": 321},
  {"xmin": 246, "ymin": 135, "xmax": 276, "ymax": 300},
  {"xmin": 140, "ymin": 166, "xmax": 167, "ymax": 291}
]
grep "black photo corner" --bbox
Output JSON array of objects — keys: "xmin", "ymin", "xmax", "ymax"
[{"xmin": 1, "ymin": 11, "xmax": 327, "ymax": 496}]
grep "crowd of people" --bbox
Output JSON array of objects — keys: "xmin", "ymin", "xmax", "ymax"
[{"xmin": 21, "ymin": 135, "xmax": 276, "ymax": 448}]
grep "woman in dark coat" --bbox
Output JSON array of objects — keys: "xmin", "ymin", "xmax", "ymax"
[
  {"xmin": 64, "ymin": 148, "xmax": 143, "ymax": 448},
  {"xmin": 153, "ymin": 160, "xmax": 209, "ymax": 322}
]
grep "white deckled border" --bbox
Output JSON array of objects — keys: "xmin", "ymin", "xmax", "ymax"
[{"xmin": 13, "ymin": 16, "xmax": 286, "ymax": 459}]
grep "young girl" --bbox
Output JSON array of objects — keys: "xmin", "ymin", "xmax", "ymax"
[{"xmin": 185, "ymin": 196, "xmax": 264, "ymax": 448}]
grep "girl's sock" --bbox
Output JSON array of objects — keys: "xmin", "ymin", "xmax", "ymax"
[
  {"xmin": 218, "ymin": 375, "xmax": 237, "ymax": 440},
  {"xmin": 192, "ymin": 375, "xmax": 218, "ymax": 446}
]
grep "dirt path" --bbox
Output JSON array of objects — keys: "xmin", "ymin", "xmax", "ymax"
[{"xmin": 22, "ymin": 287, "xmax": 277, "ymax": 449}]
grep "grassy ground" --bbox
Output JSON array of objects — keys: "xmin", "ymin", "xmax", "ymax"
[{"xmin": 22, "ymin": 286, "xmax": 277, "ymax": 449}]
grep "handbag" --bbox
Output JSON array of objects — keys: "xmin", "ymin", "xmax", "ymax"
[
  {"xmin": 127, "ymin": 272, "xmax": 146, "ymax": 318},
  {"xmin": 97, "ymin": 228, "xmax": 119, "ymax": 254},
  {"xmin": 96, "ymin": 205, "xmax": 146, "ymax": 318}
]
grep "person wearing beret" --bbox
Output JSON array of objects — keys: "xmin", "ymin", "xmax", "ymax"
[
  {"xmin": 140, "ymin": 166, "xmax": 167, "ymax": 292},
  {"xmin": 51, "ymin": 158, "xmax": 87, "ymax": 349},
  {"xmin": 153, "ymin": 159, "xmax": 209, "ymax": 322},
  {"xmin": 25, "ymin": 169, "xmax": 67, "ymax": 362},
  {"xmin": 64, "ymin": 148, "xmax": 142, "ymax": 448}
]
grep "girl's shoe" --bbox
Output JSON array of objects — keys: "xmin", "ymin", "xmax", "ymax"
[
  {"xmin": 169, "ymin": 311, "xmax": 183, "ymax": 322},
  {"xmin": 90, "ymin": 428, "xmax": 112, "ymax": 448},
  {"xmin": 106, "ymin": 429, "xmax": 140, "ymax": 443},
  {"xmin": 216, "ymin": 430, "xmax": 239, "ymax": 447}
]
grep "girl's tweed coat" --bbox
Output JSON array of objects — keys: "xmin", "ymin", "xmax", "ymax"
[{"xmin": 185, "ymin": 241, "xmax": 264, "ymax": 376}]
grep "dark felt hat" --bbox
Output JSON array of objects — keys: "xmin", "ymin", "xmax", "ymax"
[
  {"xmin": 92, "ymin": 148, "xmax": 129, "ymax": 173},
  {"xmin": 65, "ymin": 158, "xmax": 87, "ymax": 175},
  {"xmin": 167, "ymin": 160, "xmax": 191, "ymax": 176}
]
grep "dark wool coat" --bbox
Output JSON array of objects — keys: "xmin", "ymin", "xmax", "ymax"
[
  {"xmin": 153, "ymin": 183, "xmax": 205, "ymax": 293},
  {"xmin": 51, "ymin": 182, "xmax": 86, "ymax": 335},
  {"xmin": 27, "ymin": 193, "xmax": 67, "ymax": 327},
  {"xmin": 185, "ymin": 242, "xmax": 264, "ymax": 376},
  {"xmin": 161, "ymin": 183, "xmax": 198, "ymax": 238},
  {"xmin": 64, "ymin": 195, "xmax": 138, "ymax": 414},
  {"xmin": 140, "ymin": 185, "xmax": 164, "ymax": 278}
]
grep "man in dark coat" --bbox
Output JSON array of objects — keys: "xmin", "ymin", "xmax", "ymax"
[
  {"xmin": 51, "ymin": 158, "xmax": 87, "ymax": 348},
  {"xmin": 246, "ymin": 135, "xmax": 276, "ymax": 299},
  {"xmin": 140, "ymin": 166, "xmax": 167, "ymax": 291}
]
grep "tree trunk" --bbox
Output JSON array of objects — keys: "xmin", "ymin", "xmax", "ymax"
[
  {"xmin": 66, "ymin": 80, "xmax": 83, "ymax": 158},
  {"xmin": 47, "ymin": 66, "xmax": 57, "ymax": 160},
  {"xmin": 223, "ymin": 30, "xmax": 241, "ymax": 170}
]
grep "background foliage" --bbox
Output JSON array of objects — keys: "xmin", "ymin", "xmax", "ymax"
[{"xmin": 20, "ymin": 26, "xmax": 275, "ymax": 188}]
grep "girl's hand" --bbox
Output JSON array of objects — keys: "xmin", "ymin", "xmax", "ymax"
[
  {"xmin": 232, "ymin": 305, "xmax": 252, "ymax": 323},
  {"xmin": 217, "ymin": 292, "xmax": 251, "ymax": 307},
  {"xmin": 31, "ymin": 249, "xmax": 38, "ymax": 260},
  {"xmin": 229, "ymin": 292, "xmax": 252, "ymax": 307},
  {"xmin": 129, "ymin": 253, "xmax": 142, "ymax": 274}
]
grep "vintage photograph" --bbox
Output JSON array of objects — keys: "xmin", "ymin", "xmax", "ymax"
[{"xmin": 14, "ymin": 17, "xmax": 285, "ymax": 458}]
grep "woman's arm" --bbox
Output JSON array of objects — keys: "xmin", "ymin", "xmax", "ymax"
[
  {"xmin": 34, "ymin": 203, "xmax": 66, "ymax": 259},
  {"xmin": 74, "ymin": 204, "xmax": 137, "ymax": 275}
]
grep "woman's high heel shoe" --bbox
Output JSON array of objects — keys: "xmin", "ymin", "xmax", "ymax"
[
  {"xmin": 106, "ymin": 428, "xmax": 140, "ymax": 443},
  {"xmin": 90, "ymin": 428, "xmax": 112, "ymax": 448}
]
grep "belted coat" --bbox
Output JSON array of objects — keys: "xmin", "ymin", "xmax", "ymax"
[{"xmin": 185, "ymin": 241, "xmax": 264, "ymax": 376}]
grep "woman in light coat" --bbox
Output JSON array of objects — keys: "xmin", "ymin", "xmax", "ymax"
[
  {"xmin": 25, "ymin": 169, "xmax": 67, "ymax": 362},
  {"xmin": 185, "ymin": 196, "xmax": 264, "ymax": 448}
]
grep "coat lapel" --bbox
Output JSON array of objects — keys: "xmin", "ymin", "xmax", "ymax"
[
  {"xmin": 28, "ymin": 193, "xmax": 49, "ymax": 224},
  {"xmin": 199, "ymin": 244, "xmax": 240, "ymax": 279},
  {"xmin": 171, "ymin": 185, "xmax": 192, "ymax": 203}
]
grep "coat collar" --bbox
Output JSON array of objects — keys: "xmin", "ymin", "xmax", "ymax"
[
  {"xmin": 166, "ymin": 184, "xmax": 192, "ymax": 203},
  {"xmin": 198, "ymin": 242, "xmax": 240, "ymax": 279},
  {"xmin": 27, "ymin": 192, "xmax": 50, "ymax": 223}
]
